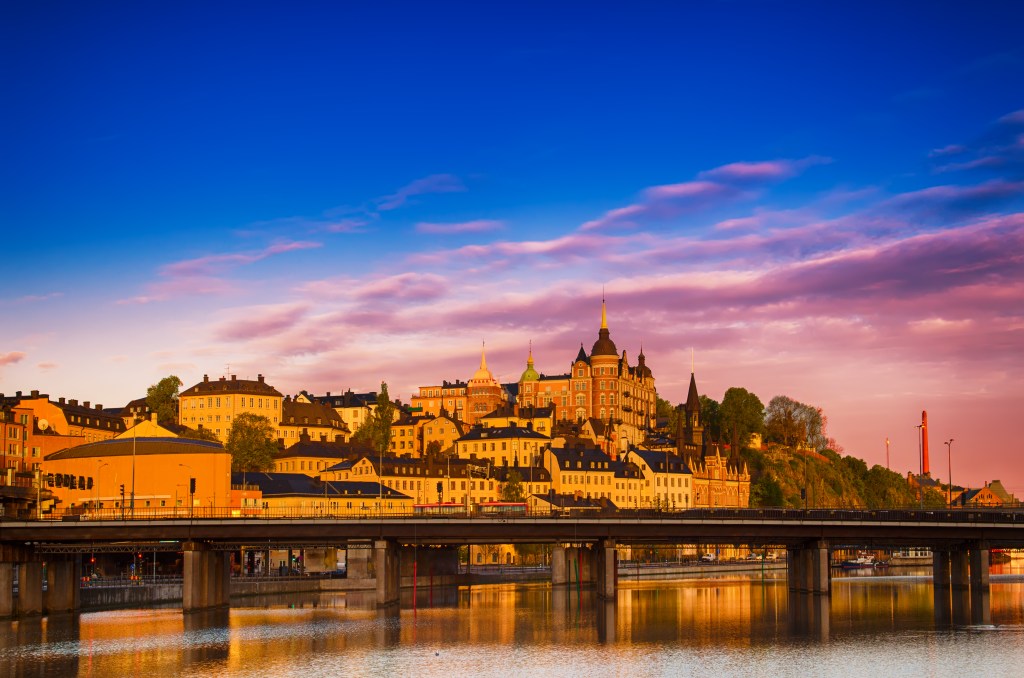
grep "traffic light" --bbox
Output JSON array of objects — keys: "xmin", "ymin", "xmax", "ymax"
[
  {"xmin": 189, "ymin": 477, "xmax": 196, "ymax": 494},
  {"xmin": 120, "ymin": 484, "xmax": 125, "ymax": 496}
]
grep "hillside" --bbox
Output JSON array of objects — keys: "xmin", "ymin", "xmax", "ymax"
[{"xmin": 740, "ymin": 445, "xmax": 948, "ymax": 509}]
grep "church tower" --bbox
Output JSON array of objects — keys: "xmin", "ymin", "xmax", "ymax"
[{"xmin": 466, "ymin": 343, "xmax": 505, "ymax": 425}]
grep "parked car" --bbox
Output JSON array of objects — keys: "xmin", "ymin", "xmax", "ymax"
[{"xmin": 700, "ymin": 553, "xmax": 717, "ymax": 562}]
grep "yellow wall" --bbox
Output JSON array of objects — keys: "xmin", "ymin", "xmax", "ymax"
[{"xmin": 179, "ymin": 390, "xmax": 282, "ymax": 442}]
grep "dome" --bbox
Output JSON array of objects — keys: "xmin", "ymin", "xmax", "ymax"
[{"xmin": 520, "ymin": 344, "xmax": 540, "ymax": 382}]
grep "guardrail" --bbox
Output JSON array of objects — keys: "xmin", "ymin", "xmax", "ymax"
[{"xmin": 17, "ymin": 506, "xmax": 1024, "ymax": 523}]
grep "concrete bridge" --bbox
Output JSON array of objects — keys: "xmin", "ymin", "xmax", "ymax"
[{"xmin": 2, "ymin": 507, "xmax": 1022, "ymax": 622}]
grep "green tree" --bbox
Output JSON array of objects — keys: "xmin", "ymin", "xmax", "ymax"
[
  {"xmin": 353, "ymin": 382, "xmax": 396, "ymax": 453},
  {"xmin": 750, "ymin": 475, "xmax": 785, "ymax": 507},
  {"xmin": 501, "ymin": 470, "xmax": 527, "ymax": 502},
  {"xmin": 719, "ymin": 387, "xmax": 764, "ymax": 452},
  {"xmin": 698, "ymin": 395, "xmax": 721, "ymax": 442},
  {"xmin": 226, "ymin": 412, "xmax": 278, "ymax": 472},
  {"xmin": 177, "ymin": 425, "xmax": 220, "ymax": 442},
  {"xmin": 425, "ymin": 440, "xmax": 443, "ymax": 457},
  {"xmin": 146, "ymin": 375, "xmax": 183, "ymax": 426},
  {"xmin": 656, "ymin": 397, "xmax": 680, "ymax": 433}
]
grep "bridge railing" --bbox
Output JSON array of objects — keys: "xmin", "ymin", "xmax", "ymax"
[{"xmin": 24, "ymin": 505, "xmax": 1024, "ymax": 523}]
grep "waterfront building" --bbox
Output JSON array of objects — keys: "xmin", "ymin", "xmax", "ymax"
[
  {"xmin": 411, "ymin": 381, "xmax": 467, "ymax": 419},
  {"xmin": 420, "ymin": 412, "xmax": 468, "ymax": 456},
  {"xmin": 545, "ymin": 444, "xmax": 617, "ymax": 501},
  {"xmin": 278, "ymin": 396, "xmax": 349, "ymax": 447},
  {"xmin": 516, "ymin": 299, "xmax": 658, "ymax": 446},
  {"xmin": 297, "ymin": 390, "xmax": 380, "ymax": 434},
  {"xmin": 270, "ymin": 434, "xmax": 367, "ymax": 474},
  {"xmin": 178, "ymin": 374, "xmax": 283, "ymax": 442},
  {"xmin": 42, "ymin": 434, "xmax": 231, "ymax": 516},
  {"xmin": 236, "ymin": 472, "xmax": 412, "ymax": 516},
  {"xmin": 455, "ymin": 424, "xmax": 550, "ymax": 468}
]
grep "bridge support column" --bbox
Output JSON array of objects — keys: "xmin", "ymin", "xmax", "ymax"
[
  {"xmin": 595, "ymin": 539, "xmax": 617, "ymax": 599},
  {"xmin": 0, "ymin": 563, "xmax": 14, "ymax": 618},
  {"xmin": 969, "ymin": 543, "xmax": 990, "ymax": 625},
  {"xmin": 16, "ymin": 562, "xmax": 44, "ymax": 617},
  {"xmin": 183, "ymin": 542, "xmax": 230, "ymax": 612},
  {"xmin": 374, "ymin": 539, "xmax": 400, "ymax": 607},
  {"xmin": 347, "ymin": 543, "xmax": 373, "ymax": 581},
  {"xmin": 932, "ymin": 550, "xmax": 951, "ymax": 623},
  {"xmin": 551, "ymin": 546, "xmax": 567, "ymax": 586},
  {"xmin": 808, "ymin": 541, "xmax": 830, "ymax": 595},
  {"xmin": 44, "ymin": 558, "xmax": 81, "ymax": 614}
]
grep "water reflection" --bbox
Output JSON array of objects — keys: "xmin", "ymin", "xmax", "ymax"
[{"xmin": 1, "ymin": 569, "xmax": 1023, "ymax": 677}]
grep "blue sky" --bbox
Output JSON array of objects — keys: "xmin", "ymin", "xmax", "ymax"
[{"xmin": 2, "ymin": 2, "xmax": 1023, "ymax": 490}]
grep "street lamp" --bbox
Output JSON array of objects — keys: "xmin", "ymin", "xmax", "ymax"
[
  {"xmin": 945, "ymin": 438, "xmax": 954, "ymax": 508},
  {"xmin": 179, "ymin": 463, "xmax": 194, "ymax": 518}
]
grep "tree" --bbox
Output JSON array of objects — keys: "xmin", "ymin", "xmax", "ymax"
[
  {"xmin": 750, "ymin": 475, "xmax": 785, "ymax": 507},
  {"xmin": 656, "ymin": 397, "xmax": 680, "ymax": 433},
  {"xmin": 719, "ymin": 387, "xmax": 764, "ymax": 452},
  {"xmin": 146, "ymin": 375, "xmax": 182, "ymax": 426},
  {"xmin": 698, "ymin": 395, "xmax": 721, "ymax": 442},
  {"xmin": 501, "ymin": 470, "xmax": 526, "ymax": 502},
  {"xmin": 425, "ymin": 440, "xmax": 443, "ymax": 457},
  {"xmin": 353, "ymin": 382, "xmax": 396, "ymax": 453},
  {"xmin": 226, "ymin": 413, "xmax": 277, "ymax": 472},
  {"xmin": 764, "ymin": 395, "xmax": 825, "ymax": 450},
  {"xmin": 177, "ymin": 426, "xmax": 220, "ymax": 442}
]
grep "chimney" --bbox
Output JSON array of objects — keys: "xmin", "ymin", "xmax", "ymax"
[
  {"xmin": 83, "ymin": 401, "xmax": 90, "ymax": 409},
  {"xmin": 151, "ymin": 412, "xmax": 158, "ymax": 424},
  {"xmin": 258, "ymin": 374, "xmax": 265, "ymax": 383},
  {"xmin": 203, "ymin": 374, "xmax": 209, "ymax": 382},
  {"xmin": 921, "ymin": 410, "xmax": 930, "ymax": 476},
  {"xmin": 70, "ymin": 399, "xmax": 78, "ymax": 407},
  {"xmin": 31, "ymin": 390, "xmax": 39, "ymax": 398},
  {"xmin": 231, "ymin": 374, "xmax": 237, "ymax": 381},
  {"xmin": 219, "ymin": 376, "xmax": 226, "ymax": 381},
  {"xmin": 16, "ymin": 391, "xmax": 22, "ymax": 398},
  {"xmin": 59, "ymin": 397, "xmax": 66, "ymax": 405},
  {"xmin": 96, "ymin": 404, "xmax": 102, "ymax": 410},
  {"xmin": 326, "ymin": 391, "xmax": 331, "ymax": 397}
]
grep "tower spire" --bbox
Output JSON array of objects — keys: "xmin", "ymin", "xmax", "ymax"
[
  {"xmin": 600, "ymin": 289, "xmax": 608, "ymax": 330},
  {"xmin": 481, "ymin": 341, "xmax": 487, "ymax": 370}
]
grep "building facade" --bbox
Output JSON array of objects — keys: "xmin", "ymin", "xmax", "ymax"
[{"xmin": 178, "ymin": 374, "xmax": 283, "ymax": 442}]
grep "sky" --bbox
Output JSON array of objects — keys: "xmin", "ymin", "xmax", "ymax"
[{"xmin": 2, "ymin": 2, "xmax": 1023, "ymax": 494}]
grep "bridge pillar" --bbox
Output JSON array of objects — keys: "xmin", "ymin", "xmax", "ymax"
[
  {"xmin": 932, "ymin": 550, "xmax": 951, "ymax": 623},
  {"xmin": 44, "ymin": 558, "xmax": 81, "ymax": 614},
  {"xmin": 374, "ymin": 539, "xmax": 400, "ymax": 607},
  {"xmin": 968, "ymin": 543, "xmax": 990, "ymax": 625},
  {"xmin": 950, "ymin": 549, "xmax": 971, "ymax": 625},
  {"xmin": 0, "ymin": 563, "xmax": 13, "ymax": 618},
  {"xmin": 346, "ymin": 543, "xmax": 373, "ymax": 581},
  {"xmin": 183, "ymin": 542, "xmax": 230, "ymax": 612},
  {"xmin": 16, "ymin": 561, "xmax": 44, "ymax": 616},
  {"xmin": 595, "ymin": 539, "xmax": 617, "ymax": 599},
  {"xmin": 808, "ymin": 540, "xmax": 830, "ymax": 595},
  {"xmin": 786, "ymin": 547, "xmax": 803, "ymax": 592},
  {"xmin": 551, "ymin": 546, "xmax": 567, "ymax": 586}
]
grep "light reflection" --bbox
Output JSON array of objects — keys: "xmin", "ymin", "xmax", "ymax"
[{"xmin": 1, "ymin": 569, "xmax": 1023, "ymax": 676}]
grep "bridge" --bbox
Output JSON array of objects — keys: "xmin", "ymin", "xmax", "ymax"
[{"xmin": 2, "ymin": 507, "xmax": 1022, "ymax": 622}]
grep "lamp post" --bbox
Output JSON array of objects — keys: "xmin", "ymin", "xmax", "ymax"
[
  {"xmin": 131, "ymin": 417, "xmax": 137, "ymax": 519},
  {"xmin": 945, "ymin": 438, "xmax": 954, "ymax": 508},
  {"xmin": 179, "ymin": 463, "xmax": 194, "ymax": 518}
]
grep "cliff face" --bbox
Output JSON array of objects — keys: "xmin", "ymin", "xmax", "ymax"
[{"xmin": 742, "ymin": 446, "xmax": 947, "ymax": 509}]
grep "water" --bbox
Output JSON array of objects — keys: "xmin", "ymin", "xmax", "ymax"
[{"xmin": 3, "ymin": 564, "xmax": 1023, "ymax": 677}]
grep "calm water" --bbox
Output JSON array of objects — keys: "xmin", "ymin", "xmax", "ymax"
[{"xmin": 3, "ymin": 564, "xmax": 1024, "ymax": 677}]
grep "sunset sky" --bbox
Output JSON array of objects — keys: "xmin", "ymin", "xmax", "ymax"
[{"xmin": 2, "ymin": 3, "xmax": 1022, "ymax": 493}]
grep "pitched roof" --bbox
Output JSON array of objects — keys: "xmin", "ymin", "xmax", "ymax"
[
  {"xmin": 630, "ymin": 448, "xmax": 691, "ymax": 475},
  {"xmin": 182, "ymin": 374, "xmax": 282, "ymax": 397},
  {"xmin": 458, "ymin": 425, "xmax": 550, "ymax": 442},
  {"xmin": 233, "ymin": 472, "xmax": 409, "ymax": 499}
]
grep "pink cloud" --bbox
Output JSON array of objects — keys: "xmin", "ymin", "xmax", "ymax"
[
  {"xmin": 698, "ymin": 156, "xmax": 831, "ymax": 183},
  {"xmin": 353, "ymin": 273, "xmax": 449, "ymax": 302},
  {"xmin": 215, "ymin": 303, "xmax": 311, "ymax": 342},
  {"xmin": 929, "ymin": 144, "xmax": 967, "ymax": 158},
  {"xmin": 161, "ymin": 240, "xmax": 322, "ymax": 278},
  {"xmin": 376, "ymin": 174, "xmax": 466, "ymax": 211},
  {"xmin": 998, "ymin": 109, "xmax": 1024, "ymax": 125},
  {"xmin": 37, "ymin": 362, "xmax": 58, "ymax": 371},
  {"xmin": 416, "ymin": 220, "xmax": 504, "ymax": 235},
  {"xmin": 0, "ymin": 351, "xmax": 26, "ymax": 366}
]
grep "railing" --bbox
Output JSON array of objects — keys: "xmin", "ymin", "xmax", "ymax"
[{"xmin": 16, "ymin": 505, "xmax": 1024, "ymax": 524}]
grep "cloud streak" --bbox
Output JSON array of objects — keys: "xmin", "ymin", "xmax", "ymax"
[
  {"xmin": 376, "ymin": 174, "xmax": 466, "ymax": 211},
  {"xmin": 416, "ymin": 220, "xmax": 504, "ymax": 235}
]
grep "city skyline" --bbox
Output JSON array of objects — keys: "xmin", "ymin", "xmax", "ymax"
[{"xmin": 2, "ymin": 3, "xmax": 1023, "ymax": 492}]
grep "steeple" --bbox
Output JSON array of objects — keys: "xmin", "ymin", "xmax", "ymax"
[
  {"xmin": 520, "ymin": 340, "xmax": 540, "ymax": 382},
  {"xmin": 591, "ymin": 293, "xmax": 618, "ymax": 357}
]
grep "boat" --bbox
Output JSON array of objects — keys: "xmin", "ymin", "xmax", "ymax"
[
  {"xmin": 887, "ymin": 548, "xmax": 933, "ymax": 567},
  {"xmin": 840, "ymin": 554, "xmax": 876, "ymax": 569},
  {"xmin": 991, "ymin": 549, "xmax": 1011, "ymax": 564}
]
